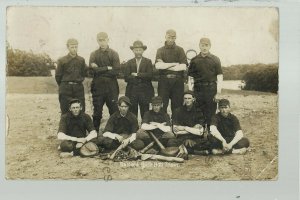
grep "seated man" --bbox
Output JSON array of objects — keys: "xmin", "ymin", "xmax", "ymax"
[
  {"xmin": 96, "ymin": 96, "xmax": 143, "ymax": 151},
  {"xmin": 57, "ymin": 99, "xmax": 97, "ymax": 156},
  {"xmin": 135, "ymin": 96, "xmax": 175, "ymax": 149},
  {"xmin": 209, "ymin": 99, "xmax": 250, "ymax": 154},
  {"xmin": 167, "ymin": 91, "xmax": 207, "ymax": 152}
]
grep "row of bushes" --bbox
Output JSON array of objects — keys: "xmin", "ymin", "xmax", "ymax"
[
  {"xmin": 222, "ymin": 63, "xmax": 278, "ymax": 80},
  {"xmin": 6, "ymin": 45, "xmax": 55, "ymax": 76},
  {"xmin": 243, "ymin": 67, "xmax": 278, "ymax": 93}
]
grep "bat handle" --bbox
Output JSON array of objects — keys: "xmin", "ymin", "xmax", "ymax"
[{"xmin": 149, "ymin": 131, "xmax": 165, "ymax": 150}]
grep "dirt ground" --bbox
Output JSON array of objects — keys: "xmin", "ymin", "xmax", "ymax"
[{"xmin": 6, "ymin": 77, "xmax": 278, "ymax": 180}]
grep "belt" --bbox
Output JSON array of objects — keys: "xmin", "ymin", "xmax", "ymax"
[
  {"xmin": 161, "ymin": 74, "xmax": 182, "ymax": 79},
  {"xmin": 63, "ymin": 81, "xmax": 80, "ymax": 85},
  {"xmin": 195, "ymin": 81, "xmax": 216, "ymax": 86}
]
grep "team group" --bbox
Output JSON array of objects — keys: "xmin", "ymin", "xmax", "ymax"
[{"xmin": 55, "ymin": 29, "xmax": 250, "ymax": 158}]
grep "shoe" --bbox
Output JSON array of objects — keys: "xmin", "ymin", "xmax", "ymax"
[
  {"xmin": 211, "ymin": 149, "xmax": 224, "ymax": 155},
  {"xmin": 60, "ymin": 151, "xmax": 74, "ymax": 158}
]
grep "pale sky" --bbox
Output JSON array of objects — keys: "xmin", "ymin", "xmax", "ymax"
[{"xmin": 7, "ymin": 7, "xmax": 278, "ymax": 66}]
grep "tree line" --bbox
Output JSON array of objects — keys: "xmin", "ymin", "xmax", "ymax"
[{"xmin": 6, "ymin": 45, "xmax": 278, "ymax": 93}]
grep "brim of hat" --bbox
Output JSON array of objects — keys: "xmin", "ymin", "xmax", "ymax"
[{"xmin": 130, "ymin": 46, "xmax": 147, "ymax": 50}]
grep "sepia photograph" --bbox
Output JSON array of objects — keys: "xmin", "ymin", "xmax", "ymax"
[{"xmin": 6, "ymin": 6, "xmax": 279, "ymax": 180}]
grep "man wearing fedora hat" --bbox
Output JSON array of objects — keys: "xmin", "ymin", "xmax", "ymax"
[
  {"xmin": 124, "ymin": 40, "xmax": 154, "ymax": 119},
  {"xmin": 55, "ymin": 38, "xmax": 87, "ymax": 114},
  {"xmin": 95, "ymin": 96, "xmax": 144, "ymax": 151},
  {"xmin": 155, "ymin": 29, "xmax": 188, "ymax": 113},
  {"xmin": 89, "ymin": 32, "xmax": 121, "ymax": 133}
]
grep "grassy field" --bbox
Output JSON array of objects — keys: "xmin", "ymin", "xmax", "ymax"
[{"xmin": 6, "ymin": 77, "xmax": 278, "ymax": 180}]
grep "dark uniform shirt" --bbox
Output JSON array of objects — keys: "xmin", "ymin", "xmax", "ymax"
[
  {"xmin": 142, "ymin": 110, "xmax": 171, "ymax": 126},
  {"xmin": 188, "ymin": 53, "xmax": 222, "ymax": 82},
  {"xmin": 155, "ymin": 42, "xmax": 187, "ymax": 76},
  {"xmin": 172, "ymin": 105, "xmax": 205, "ymax": 127},
  {"xmin": 142, "ymin": 110, "xmax": 171, "ymax": 135},
  {"xmin": 211, "ymin": 112, "xmax": 242, "ymax": 139},
  {"xmin": 55, "ymin": 54, "xmax": 86, "ymax": 85},
  {"xmin": 58, "ymin": 112, "xmax": 95, "ymax": 138},
  {"xmin": 104, "ymin": 111, "xmax": 138, "ymax": 134},
  {"xmin": 89, "ymin": 47, "xmax": 120, "ymax": 78}
]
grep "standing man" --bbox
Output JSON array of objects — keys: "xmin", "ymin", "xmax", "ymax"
[
  {"xmin": 155, "ymin": 29, "xmax": 188, "ymax": 113},
  {"xmin": 96, "ymin": 96, "xmax": 144, "ymax": 151},
  {"xmin": 188, "ymin": 37, "xmax": 223, "ymax": 127},
  {"xmin": 89, "ymin": 32, "xmax": 121, "ymax": 132},
  {"xmin": 55, "ymin": 38, "xmax": 86, "ymax": 114},
  {"xmin": 209, "ymin": 99, "xmax": 250, "ymax": 154},
  {"xmin": 57, "ymin": 99, "xmax": 97, "ymax": 155},
  {"xmin": 167, "ymin": 91, "xmax": 208, "ymax": 153},
  {"xmin": 124, "ymin": 40, "xmax": 154, "ymax": 119}
]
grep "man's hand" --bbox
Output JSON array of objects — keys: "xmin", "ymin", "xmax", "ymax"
[
  {"xmin": 222, "ymin": 141, "xmax": 232, "ymax": 152},
  {"xmin": 214, "ymin": 94, "xmax": 220, "ymax": 102},
  {"xmin": 107, "ymin": 66, "xmax": 113, "ymax": 70},
  {"xmin": 131, "ymin": 72, "xmax": 138, "ymax": 76},
  {"xmin": 115, "ymin": 135, "xmax": 124, "ymax": 143},
  {"xmin": 121, "ymin": 138, "xmax": 131, "ymax": 146},
  {"xmin": 184, "ymin": 139, "xmax": 196, "ymax": 148},
  {"xmin": 90, "ymin": 63, "xmax": 98, "ymax": 68},
  {"xmin": 77, "ymin": 138, "xmax": 87, "ymax": 144}
]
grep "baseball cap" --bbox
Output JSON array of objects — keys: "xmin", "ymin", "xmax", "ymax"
[
  {"xmin": 218, "ymin": 99, "xmax": 230, "ymax": 107},
  {"xmin": 183, "ymin": 90, "xmax": 195, "ymax": 97},
  {"xmin": 151, "ymin": 96, "xmax": 163, "ymax": 104},
  {"xmin": 200, "ymin": 37, "xmax": 211, "ymax": 45},
  {"xmin": 97, "ymin": 32, "xmax": 108, "ymax": 39},
  {"xmin": 69, "ymin": 98, "xmax": 81, "ymax": 106},
  {"xmin": 166, "ymin": 29, "xmax": 176, "ymax": 37},
  {"xmin": 118, "ymin": 96, "xmax": 132, "ymax": 106},
  {"xmin": 66, "ymin": 38, "xmax": 78, "ymax": 46}
]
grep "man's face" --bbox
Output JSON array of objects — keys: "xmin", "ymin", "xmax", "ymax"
[
  {"xmin": 152, "ymin": 103, "xmax": 162, "ymax": 113},
  {"xmin": 132, "ymin": 48, "xmax": 144, "ymax": 58},
  {"xmin": 97, "ymin": 38, "xmax": 109, "ymax": 49},
  {"xmin": 67, "ymin": 44, "xmax": 78, "ymax": 56},
  {"xmin": 199, "ymin": 43, "xmax": 211, "ymax": 55},
  {"xmin": 219, "ymin": 105, "xmax": 231, "ymax": 117},
  {"xmin": 118, "ymin": 102, "xmax": 129, "ymax": 116},
  {"xmin": 69, "ymin": 102, "xmax": 82, "ymax": 116},
  {"xmin": 165, "ymin": 34, "xmax": 176, "ymax": 45},
  {"xmin": 183, "ymin": 94, "xmax": 195, "ymax": 107}
]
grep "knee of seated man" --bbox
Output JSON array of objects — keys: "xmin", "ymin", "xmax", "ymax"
[
  {"xmin": 166, "ymin": 138, "xmax": 180, "ymax": 147},
  {"xmin": 136, "ymin": 129, "xmax": 150, "ymax": 140},
  {"xmin": 233, "ymin": 137, "xmax": 250, "ymax": 149},
  {"xmin": 60, "ymin": 140, "xmax": 75, "ymax": 152},
  {"xmin": 130, "ymin": 139, "xmax": 145, "ymax": 151}
]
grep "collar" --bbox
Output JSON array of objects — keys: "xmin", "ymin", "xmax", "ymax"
[
  {"xmin": 199, "ymin": 52, "xmax": 212, "ymax": 58},
  {"xmin": 164, "ymin": 42, "xmax": 176, "ymax": 49},
  {"xmin": 67, "ymin": 53, "xmax": 78, "ymax": 59},
  {"xmin": 99, "ymin": 46, "xmax": 110, "ymax": 52},
  {"xmin": 151, "ymin": 109, "xmax": 164, "ymax": 115},
  {"xmin": 183, "ymin": 104, "xmax": 196, "ymax": 112},
  {"xmin": 218, "ymin": 112, "xmax": 232, "ymax": 119},
  {"xmin": 68, "ymin": 111, "xmax": 83, "ymax": 119},
  {"xmin": 116, "ymin": 111, "xmax": 130, "ymax": 119}
]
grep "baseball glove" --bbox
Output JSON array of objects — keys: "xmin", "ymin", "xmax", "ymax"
[{"xmin": 79, "ymin": 142, "xmax": 100, "ymax": 157}]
